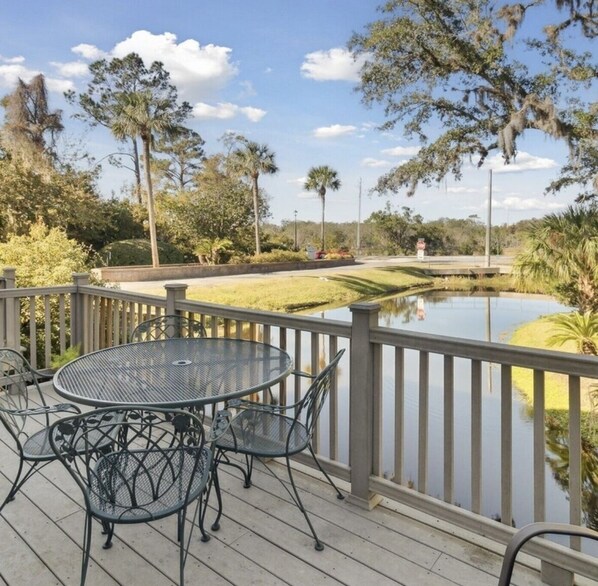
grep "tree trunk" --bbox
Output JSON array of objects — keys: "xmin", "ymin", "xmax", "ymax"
[
  {"xmin": 252, "ymin": 175, "xmax": 261, "ymax": 255},
  {"xmin": 320, "ymin": 189, "xmax": 326, "ymax": 251},
  {"xmin": 142, "ymin": 138, "xmax": 160, "ymax": 268},
  {"xmin": 132, "ymin": 138, "xmax": 142, "ymax": 204}
]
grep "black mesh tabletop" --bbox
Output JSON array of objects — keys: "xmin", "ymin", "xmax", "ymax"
[{"xmin": 53, "ymin": 338, "xmax": 293, "ymax": 408}]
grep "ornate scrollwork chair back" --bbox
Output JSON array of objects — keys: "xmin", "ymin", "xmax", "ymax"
[
  {"xmin": 0, "ymin": 348, "xmax": 80, "ymax": 511},
  {"xmin": 212, "ymin": 349, "xmax": 346, "ymax": 551},
  {"xmin": 130, "ymin": 314, "xmax": 207, "ymax": 343},
  {"xmin": 50, "ymin": 406, "xmax": 214, "ymax": 586}
]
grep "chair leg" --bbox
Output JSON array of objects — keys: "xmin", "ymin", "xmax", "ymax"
[
  {"xmin": 213, "ymin": 450, "xmax": 253, "ymax": 488},
  {"xmin": 210, "ymin": 464, "xmax": 224, "ymax": 532},
  {"xmin": 307, "ymin": 444, "xmax": 344, "ymax": 500},
  {"xmin": 0, "ymin": 460, "xmax": 43, "ymax": 512},
  {"xmin": 285, "ymin": 455, "xmax": 324, "ymax": 551},
  {"xmin": 80, "ymin": 512, "xmax": 93, "ymax": 586},
  {"xmin": 101, "ymin": 521, "xmax": 115, "ymax": 549},
  {"xmin": 178, "ymin": 509, "xmax": 186, "ymax": 586},
  {"xmin": 197, "ymin": 486, "xmax": 211, "ymax": 543},
  {"xmin": 0, "ymin": 458, "xmax": 25, "ymax": 511}
]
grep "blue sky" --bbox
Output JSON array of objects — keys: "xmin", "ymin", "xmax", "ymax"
[{"xmin": 0, "ymin": 0, "xmax": 585, "ymax": 226}]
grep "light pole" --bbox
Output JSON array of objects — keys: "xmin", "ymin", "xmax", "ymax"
[
  {"xmin": 293, "ymin": 210, "xmax": 298, "ymax": 251},
  {"xmin": 485, "ymin": 169, "xmax": 492, "ymax": 268}
]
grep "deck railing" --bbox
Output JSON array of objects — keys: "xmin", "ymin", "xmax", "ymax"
[{"xmin": 1, "ymin": 269, "xmax": 597, "ymax": 584}]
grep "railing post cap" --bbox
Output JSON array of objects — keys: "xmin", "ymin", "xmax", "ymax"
[
  {"xmin": 349, "ymin": 302, "xmax": 381, "ymax": 314},
  {"xmin": 164, "ymin": 283, "xmax": 189, "ymax": 291},
  {"xmin": 72, "ymin": 272, "xmax": 90, "ymax": 283},
  {"xmin": 3, "ymin": 267, "xmax": 16, "ymax": 276}
]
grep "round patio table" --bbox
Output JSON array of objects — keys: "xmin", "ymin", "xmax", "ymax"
[{"xmin": 53, "ymin": 338, "xmax": 293, "ymax": 408}]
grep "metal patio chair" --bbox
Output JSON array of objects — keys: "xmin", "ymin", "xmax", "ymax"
[
  {"xmin": 498, "ymin": 522, "xmax": 598, "ymax": 585},
  {"xmin": 212, "ymin": 349, "xmax": 346, "ymax": 550},
  {"xmin": 50, "ymin": 405, "xmax": 224, "ymax": 586},
  {"xmin": 130, "ymin": 314, "xmax": 206, "ymax": 342},
  {"xmin": 0, "ymin": 348, "xmax": 81, "ymax": 512}
]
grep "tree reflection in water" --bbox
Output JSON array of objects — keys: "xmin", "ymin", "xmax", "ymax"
[{"xmin": 545, "ymin": 411, "xmax": 598, "ymax": 530}]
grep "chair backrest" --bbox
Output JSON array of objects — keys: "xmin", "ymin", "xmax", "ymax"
[
  {"xmin": 297, "ymin": 349, "xmax": 345, "ymax": 439},
  {"xmin": 130, "ymin": 315, "xmax": 207, "ymax": 343},
  {"xmin": 50, "ymin": 406, "xmax": 209, "ymax": 517},
  {"xmin": 0, "ymin": 348, "xmax": 47, "ymax": 443}
]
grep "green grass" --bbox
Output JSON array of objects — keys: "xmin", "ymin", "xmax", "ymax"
[
  {"xmin": 183, "ymin": 267, "xmax": 433, "ymax": 312},
  {"xmin": 509, "ymin": 315, "xmax": 595, "ymax": 411}
]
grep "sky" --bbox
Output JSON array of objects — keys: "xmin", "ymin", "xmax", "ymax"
[{"xmin": 0, "ymin": 0, "xmax": 588, "ymax": 226}]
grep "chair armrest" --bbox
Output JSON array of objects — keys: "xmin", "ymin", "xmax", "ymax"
[
  {"xmin": 208, "ymin": 409, "xmax": 232, "ymax": 444},
  {"xmin": 12, "ymin": 403, "xmax": 81, "ymax": 417},
  {"xmin": 227, "ymin": 398, "xmax": 294, "ymax": 413},
  {"xmin": 291, "ymin": 369, "xmax": 316, "ymax": 379},
  {"xmin": 498, "ymin": 522, "xmax": 598, "ymax": 586}
]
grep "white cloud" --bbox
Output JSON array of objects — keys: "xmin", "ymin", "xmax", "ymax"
[
  {"xmin": 301, "ymin": 47, "xmax": 367, "ymax": 82},
  {"xmin": 313, "ymin": 124, "xmax": 357, "ymax": 138},
  {"xmin": 288, "ymin": 177, "xmax": 306, "ymax": 185},
  {"xmin": 381, "ymin": 145, "xmax": 421, "ymax": 157},
  {"xmin": 238, "ymin": 80, "xmax": 256, "ymax": 98},
  {"xmin": 0, "ymin": 61, "xmax": 73, "ymax": 92},
  {"xmin": 72, "ymin": 43, "xmax": 108, "ymax": 60},
  {"xmin": 491, "ymin": 196, "xmax": 566, "ymax": 211},
  {"xmin": 44, "ymin": 77, "xmax": 75, "ymax": 92},
  {"xmin": 192, "ymin": 101, "xmax": 266, "ymax": 122},
  {"xmin": 486, "ymin": 151, "xmax": 559, "ymax": 173},
  {"xmin": 51, "ymin": 61, "xmax": 89, "ymax": 77},
  {"xmin": 103, "ymin": 31, "xmax": 238, "ymax": 102},
  {"xmin": 361, "ymin": 157, "xmax": 392, "ymax": 168},
  {"xmin": 0, "ymin": 55, "xmax": 25, "ymax": 64},
  {"xmin": 446, "ymin": 186, "xmax": 480, "ymax": 194}
]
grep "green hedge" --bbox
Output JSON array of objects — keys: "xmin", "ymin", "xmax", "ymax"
[
  {"xmin": 248, "ymin": 250, "xmax": 309, "ymax": 264},
  {"xmin": 99, "ymin": 239, "xmax": 186, "ymax": 266}
]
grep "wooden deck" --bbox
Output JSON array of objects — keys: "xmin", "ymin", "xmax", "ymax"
[{"xmin": 0, "ymin": 384, "xmax": 578, "ymax": 586}]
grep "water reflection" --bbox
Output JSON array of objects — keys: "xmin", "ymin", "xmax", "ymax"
[
  {"xmin": 545, "ymin": 413, "xmax": 598, "ymax": 531},
  {"xmin": 308, "ymin": 292, "xmax": 598, "ymax": 540}
]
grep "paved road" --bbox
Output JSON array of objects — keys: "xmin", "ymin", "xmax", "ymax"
[{"xmin": 115, "ymin": 255, "xmax": 514, "ymax": 294}]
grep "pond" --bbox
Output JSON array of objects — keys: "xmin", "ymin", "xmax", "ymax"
[{"xmin": 306, "ymin": 291, "xmax": 598, "ymax": 546}]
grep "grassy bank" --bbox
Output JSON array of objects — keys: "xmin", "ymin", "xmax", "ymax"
[
  {"xmin": 509, "ymin": 315, "xmax": 596, "ymax": 411},
  {"xmin": 136, "ymin": 265, "xmax": 518, "ymax": 313},
  {"xmin": 184, "ymin": 267, "xmax": 433, "ymax": 312}
]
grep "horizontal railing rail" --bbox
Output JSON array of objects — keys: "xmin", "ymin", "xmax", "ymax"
[{"xmin": 1, "ymin": 268, "xmax": 597, "ymax": 584}]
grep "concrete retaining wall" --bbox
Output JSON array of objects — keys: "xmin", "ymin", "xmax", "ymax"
[{"xmin": 95, "ymin": 258, "xmax": 356, "ymax": 282}]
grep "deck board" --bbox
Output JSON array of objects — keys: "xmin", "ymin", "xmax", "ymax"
[{"xmin": 0, "ymin": 383, "xmax": 555, "ymax": 585}]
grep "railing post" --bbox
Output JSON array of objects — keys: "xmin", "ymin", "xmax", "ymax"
[
  {"xmin": 71, "ymin": 273, "xmax": 90, "ymax": 354},
  {"xmin": 3, "ymin": 267, "xmax": 19, "ymax": 350},
  {"xmin": 164, "ymin": 283, "xmax": 188, "ymax": 315},
  {"xmin": 348, "ymin": 302, "xmax": 383, "ymax": 510}
]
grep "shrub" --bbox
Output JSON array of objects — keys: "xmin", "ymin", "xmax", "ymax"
[
  {"xmin": 0, "ymin": 223, "xmax": 94, "ymax": 362},
  {"xmin": 248, "ymin": 250, "xmax": 308, "ymax": 264},
  {"xmin": 99, "ymin": 239, "xmax": 186, "ymax": 266},
  {"xmin": 0, "ymin": 222, "xmax": 92, "ymax": 286}
]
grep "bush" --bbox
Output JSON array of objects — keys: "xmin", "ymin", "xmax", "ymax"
[
  {"xmin": 248, "ymin": 250, "xmax": 308, "ymax": 264},
  {"xmin": 325, "ymin": 252, "xmax": 354, "ymax": 260},
  {"xmin": 99, "ymin": 239, "xmax": 186, "ymax": 266},
  {"xmin": 0, "ymin": 222, "xmax": 92, "ymax": 286},
  {"xmin": 0, "ymin": 223, "xmax": 94, "ymax": 363}
]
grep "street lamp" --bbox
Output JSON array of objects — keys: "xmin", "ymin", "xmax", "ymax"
[{"xmin": 293, "ymin": 210, "xmax": 298, "ymax": 251}]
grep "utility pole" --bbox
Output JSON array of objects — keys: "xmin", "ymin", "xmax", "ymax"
[
  {"xmin": 293, "ymin": 210, "xmax": 298, "ymax": 251},
  {"xmin": 357, "ymin": 178, "xmax": 362, "ymax": 256},
  {"xmin": 485, "ymin": 169, "xmax": 492, "ymax": 268}
]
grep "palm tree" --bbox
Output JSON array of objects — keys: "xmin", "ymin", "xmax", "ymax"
[
  {"xmin": 513, "ymin": 205, "xmax": 598, "ymax": 313},
  {"xmin": 304, "ymin": 166, "xmax": 341, "ymax": 251},
  {"xmin": 110, "ymin": 91, "xmax": 182, "ymax": 267},
  {"xmin": 228, "ymin": 141, "xmax": 278, "ymax": 255},
  {"xmin": 547, "ymin": 311, "xmax": 598, "ymax": 355}
]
